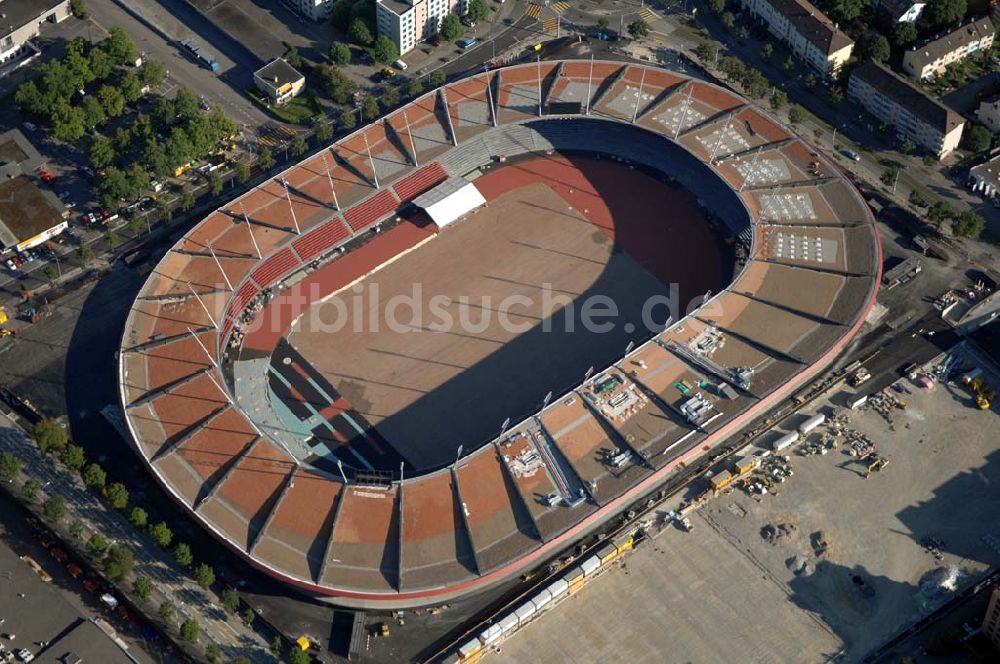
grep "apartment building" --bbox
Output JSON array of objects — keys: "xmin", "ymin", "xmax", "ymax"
[
  {"xmin": 739, "ymin": 0, "xmax": 854, "ymax": 76},
  {"xmin": 978, "ymin": 92, "xmax": 1000, "ymax": 133},
  {"xmin": 849, "ymin": 61, "xmax": 965, "ymax": 159},
  {"xmin": 376, "ymin": 0, "xmax": 464, "ymax": 56},
  {"xmin": 875, "ymin": 0, "xmax": 925, "ymax": 24},
  {"xmin": 984, "ymin": 584, "xmax": 1000, "ymax": 649},
  {"xmin": 284, "ymin": 0, "xmax": 335, "ymax": 21},
  {"xmin": 0, "ymin": 0, "xmax": 71, "ymax": 65},
  {"xmin": 902, "ymin": 16, "xmax": 996, "ymax": 80}
]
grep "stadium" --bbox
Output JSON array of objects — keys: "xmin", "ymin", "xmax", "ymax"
[{"xmin": 118, "ymin": 60, "xmax": 881, "ymax": 609}]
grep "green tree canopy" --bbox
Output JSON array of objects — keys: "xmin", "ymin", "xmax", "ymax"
[
  {"xmin": 60, "ymin": 444, "xmax": 86, "ymax": 470},
  {"xmin": 0, "ymin": 452, "xmax": 21, "ymax": 482},
  {"xmin": 372, "ymin": 35, "xmax": 399, "ymax": 65},
  {"xmin": 150, "ymin": 521, "xmax": 173, "ymax": 548},
  {"xmin": 467, "ymin": 0, "xmax": 490, "ymax": 23},
  {"xmin": 194, "ymin": 563, "xmax": 215, "ymax": 589},
  {"xmin": 858, "ymin": 33, "xmax": 890, "ymax": 63},
  {"xmin": 83, "ymin": 462, "xmax": 106, "ymax": 489},
  {"xmin": 32, "ymin": 418, "xmax": 68, "ymax": 455},
  {"xmin": 107, "ymin": 482, "xmax": 129, "ymax": 509},
  {"xmin": 104, "ymin": 544, "xmax": 134, "ymax": 581},
  {"xmin": 180, "ymin": 618, "xmax": 200, "ymax": 643},
  {"xmin": 43, "ymin": 495, "xmax": 66, "ymax": 521},
  {"xmin": 129, "ymin": 506, "xmax": 148, "ymax": 528},
  {"xmin": 173, "ymin": 542, "xmax": 193, "ymax": 566},
  {"xmin": 349, "ymin": 17, "xmax": 374, "ymax": 46},
  {"xmin": 440, "ymin": 14, "xmax": 464, "ymax": 41},
  {"xmin": 134, "ymin": 576, "xmax": 154, "ymax": 601},
  {"xmin": 329, "ymin": 41, "xmax": 351, "ymax": 65},
  {"xmin": 105, "ymin": 27, "xmax": 139, "ymax": 65}
]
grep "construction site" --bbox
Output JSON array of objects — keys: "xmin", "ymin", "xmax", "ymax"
[{"xmin": 497, "ymin": 344, "xmax": 1000, "ymax": 663}]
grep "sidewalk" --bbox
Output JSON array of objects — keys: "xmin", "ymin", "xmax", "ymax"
[{"xmin": 0, "ymin": 410, "xmax": 271, "ymax": 663}]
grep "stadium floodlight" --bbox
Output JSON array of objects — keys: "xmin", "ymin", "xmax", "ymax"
[
  {"xmin": 536, "ymin": 56, "xmax": 543, "ymax": 117},
  {"xmin": 240, "ymin": 202, "xmax": 262, "ymax": 259},
  {"xmin": 675, "ymin": 85, "xmax": 694, "ymax": 140},
  {"xmin": 337, "ymin": 458, "xmax": 348, "ymax": 484},
  {"xmin": 586, "ymin": 55, "xmax": 594, "ymax": 116},
  {"xmin": 187, "ymin": 326, "xmax": 217, "ymax": 368},
  {"xmin": 484, "ymin": 77, "xmax": 497, "ymax": 128},
  {"xmin": 363, "ymin": 132, "xmax": 380, "ymax": 189},
  {"xmin": 281, "ymin": 178, "xmax": 301, "ymax": 235},
  {"xmin": 187, "ymin": 282, "xmax": 218, "ymax": 329},
  {"xmin": 584, "ymin": 365, "xmax": 594, "ymax": 381},
  {"xmin": 208, "ymin": 245, "xmax": 232, "ymax": 291},
  {"xmin": 625, "ymin": 340, "xmax": 635, "ymax": 355},
  {"xmin": 542, "ymin": 390, "xmax": 553, "ymax": 409},
  {"xmin": 402, "ymin": 112, "xmax": 419, "ymax": 167},
  {"xmin": 321, "ymin": 152, "xmax": 340, "ymax": 210},
  {"xmin": 632, "ymin": 66, "xmax": 647, "ymax": 124},
  {"xmin": 454, "ymin": 444, "xmax": 464, "ymax": 467}
]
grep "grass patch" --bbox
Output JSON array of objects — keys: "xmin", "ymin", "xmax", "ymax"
[{"xmin": 246, "ymin": 87, "xmax": 323, "ymax": 125}]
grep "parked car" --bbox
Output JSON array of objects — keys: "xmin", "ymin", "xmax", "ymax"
[
  {"xmin": 841, "ymin": 149, "xmax": 861, "ymax": 162},
  {"xmin": 38, "ymin": 170, "xmax": 54, "ymax": 184},
  {"xmin": 459, "ymin": 37, "xmax": 477, "ymax": 50},
  {"xmin": 22, "ymin": 122, "xmax": 37, "ymax": 132}
]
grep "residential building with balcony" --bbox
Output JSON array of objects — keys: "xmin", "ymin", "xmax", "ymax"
[{"xmin": 739, "ymin": 0, "xmax": 854, "ymax": 76}]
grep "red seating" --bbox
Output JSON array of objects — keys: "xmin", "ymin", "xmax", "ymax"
[
  {"xmin": 393, "ymin": 163, "xmax": 448, "ymax": 202},
  {"xmin": 251, "ymin": 247, "xmax": 300, "ymax": 289},
  {"xmin": 293, "ymin": 217, "xmax": 351, "ymax": 262},
  {"xmin": 226, "ymin": 280, "xmax": 260, "ymax": 322},
  {"xmin": 343, "ymin": 189, "xmax": 399, "ymax": 233}
]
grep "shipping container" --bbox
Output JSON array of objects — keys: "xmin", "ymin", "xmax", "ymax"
[
  {"xmin": 595, "ymin": 542, "xmax": 617, "ymax": 564},
  {"xmin": 581, "ymin": 556, "xmax": 601, "ymax": 576},
  {"xmin": 498, "ymin": 614, "xmax": 519, "ymax": 635},
  {"xmin": 612, "ymin": 534, "xmax": 634, "ymax": 553},
  {"xmin": 734, "ymin": 456, "xmax": 759, "ymax": 476},
  {"xmin": 547, "ymin": 578, "xmax": 569, "ymax": 599},
  {"xmin": 709, "ymin": 469, "xmax": 734, "ymax": 491},
  {"xmin": 515, "ymin": 602, "xmax": 536, "ymax": 623},
  {"xmin": 458, "ymin": 639, "xmax": 481, "ymax": 658},
  {"xmin": 798, "ymin": 413, "xmax": 825, "ymax": 435},
  {"xmin": 562, "ymin": 565, "xmax": 584, "ymax": 585},
  {"xmin": 530, "ymin": 587, "xmax": 553, "ymax": 611},
  {"xmin": 772, "ymin": 431, "xmax": 799, "ymax": 451},
  {"xmin": 479, "ymin": 624, "xmax": 502, "ymax": 646}
]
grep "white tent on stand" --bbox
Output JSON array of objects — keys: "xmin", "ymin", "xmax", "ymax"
[{"xmin": 412, "ymin": 176, "xmax": 487, "ymax": 230}]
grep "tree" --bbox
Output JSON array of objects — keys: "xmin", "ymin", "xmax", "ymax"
[
  {"xmin": 82, "ymin": 96, "xmax": 107, "ymax": 130},
  {"xmin": 206, "ymin": 644, "xmax": 221, "ymax": 664},
  {"xmin": 236, "ymin": 160, "xmax": 251, "ymax": 183},
  {"xmin": 180, "ymin": 618, "xmax": 200, "ymax": 643},
  {"xmin": 88, "ymin": 48, "xmax": 114, "ymax": 80},
  {"xmin": 317, "ymin": 64, "xmax": 358, "ymax": 104},
  {"xmin": 0, "ymin": 452, "xmax": 22, "ymax": 482},
  {"xmin": 180, "ymin": 190, "xmax": 195, "ymax": 212},
  {"xmin": 707, "ymin": 0, "xmax": 725, "ymax": 12},
  {"xmin": 736, "ymin": 24, "xmax": 749, "ymax": 39},
  {"xmin": 259, "ymin": 148, "xmax": 276, "ymax": 170},
  {"xmin": 440, "ymin": 14, "xmax": 464, "ymax": 41},
  {"xmin": 329, "ymin": 41, "xmax": 351, "ymax": 65},
  {"xmin": 128, "ymin": 506, "xmax": 148, "ymax": 528},
  {"xmin": 209, "ymin": 171, "xmax": 223, "ymax": 196},
  {"xmin": 105, "ymin": 27, "xmax": 139, "ymax": 65},
  {"xmin": 221, "ymin": 587, "xmax": 241, "ymax": 615},
  {"xmin": 953, "ymin": 210, "xmax": 985, "ymax": 238},
  {"xmin": 909, "ymin": 189, "xmax": 928, "ymax": 207},
  {"xmin": 782, "ymin": 56, "xmax": 795, "ymax": 72},
  {"xmin": 70, "ymin": 0, "xmax": 87, "ymax": 18},
  {"xmin": 159, "ymin": 601, "xmax": 175, "ymax": 626},
  {"xmin": 695, "ymin": 41, "xmax": 719, "ymax": 63},
  {"xmin": 104, "ymin": 544, "xmax": 134, "ymax": 581},
  {"xmin": 770, "ymin": 89, "xmax": 788, "ymax": 110},
  {"xmin": 164, "ymin": 128, "xmax": 193, "ymax": 167},
  {"xmin": 828, "ymin": 86, "xmax": 844, "ymax": 104},
  {"xmin": 241, "ymin": 608, "xmax": 256, "ymax": 627},
  {"xmin": 60, "ymin": 444, "xmax": 86, "ymax": 471},
  {"xmin": 921, "ymin": 0, "xmax": 967, "ymax": 31},
  {"xmin": 174, "ymin": 87, "xmax": 200, "ymax": 122},
  {"xmin": 140, "ymin": 59, "xmax": 167, "ymax": 88},
  {"xmin": 83, "ymin": 462, "xmax": 106, "ymax": 489},
  {"xmin": 120, "ymin": 71, "xmax": 143, "ymax": 104},
  {"xmin": 134, "ymin": 576, "xmax": 154, "ymax": 601},
  {"xmin": 467, "ymin": 0, "xmax": 490, "ymax": 23},
  {"xmin": 87, "ymin": 532, "xmax": 109, "ymax": 557},
  {"xmin": 788, "ymin": 104, "xmax": 805, "ymax": 124},
  {"xmin": 721, "ymin": 12, "xmax": 735, "ymax": 28},
  {"xmin": 339, "ymin": 109, "xmax": 357, "ymax": 131},
  {"xmin": 158, "ymin": 200, "xmax": 173, "ymax": 223},
  {"xmin": 900, "ymin": 138, "xmax": 916, "ymax": 154},
  {"xmin": 76, "ymin": 243, "xmax": 94, "ymax": 265},
  {"xmin": 627, "ymin": 20, "xmax": 650, "ymax": 40},
  {"xmin": 288, "ymin": 648, "xmax": 310, "ymax": 664},
  {"xmin": 150, "ymin": 521, "xmax": 173, "ymax": 548},
  {"xmin": 348, "ymin": 17, "xmax": 374, "ymax": 46},
  {"xmin": 173, "ymin": 542, "xmax": 193, "ymax": 567},
  {"xmin": 893, "ymin": 22, "xmax": 918, "ymax": 48},
  {"xmin": 22, "ymin": 479, "xmax": 40, "ymax": 502},
  {"xmin": 803, "ymin": 73, "xmax": 818, "ymax": 89},
  {"xmin": 962, "ymin": 124, "xmax": 993, "ymax": 153},
  {"xmin": 372, "ymin": 35, "xmax": 399, "ymax": 65},
  {"xmin": 33, "ymin": 418, "xmax": 68, "ymax": 455},
  {"xmin": 858, "ymin": 33, "xmax": 890, "ymax": 63},
  {"xmin": 314, "ymin": 120, "xmax": 333, "ymax": 142},
  {"xmin": 97, "ymin": 84, "xmax": 125, "ymax": 118},
  {"xmin": 289, "ymin": 133, "xmax": 308, "ymax": 157},
  {"xmin": 429, "ymin": 68, "xmax": 447, "ymax": 87},
  {"xmin": 106, "ymin": 230, "xmax": 119, "ymax": 250},
  {"xmin": 827, "ymin": 0, "xmax": 864, "ymax": 23},
  {"xmin": 69, "ymin": 521, "xmax": 84, "ymax": 540},
  {"xmin": 194, "ymin": 563, "xmax": 215, "ymax": 589},
  {"xmin": 743, "ymin": 68, "xmax": 769, "ymax": 99},
  {"xmin": 283, "ymin": 46, "xmax": 303, "ymax": 70},
  {"xmin": 362, "ymin": 95, "xmax": 380, "ymax": 120},
  {"xmin": 881, "ymin": 166, "xmax": 899, "ymax": 186},
  {"xmin": 270, "ymin": 635, "xmax": 284, "ymax": 657},
  {"xmin": 928, "ymin": 200, "xmax": 954, "ymax": 222},
  {"xmin": 380, "ymin": 84, "xmax": 400, "ymax": 109},
  {"xmin": 106, "ymin": 482, "xmax": 129, "ymax": 509},
  {"xmin": 760, "ymin": 42, "xmax": 774, "ymax": 60},
  {"xmin": 43, "ymin": 495, "xmax": 66, "ymax": 521}
]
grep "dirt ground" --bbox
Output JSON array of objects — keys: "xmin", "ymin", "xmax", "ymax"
[{"xmin": 286, "ymin": 155, "xmax": 726, "ymax": 470}]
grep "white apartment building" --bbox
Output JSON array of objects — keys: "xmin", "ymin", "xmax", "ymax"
[
  {"xmin": 285, "ymin": 0, "xmax": 335, "ymax": 22},
  {"xmin": 740, "ymin": 0, "xmax": 854, "ymax": 77},
  {"xmin": 0, "ymin": 0, "xmax": 71, "ymax": 65},
  {"xmin": 376, "ymin": 0, "xmax": 464, "ymax": 56},
  {"xmin": 849, "ymin": 61, "xmax": 965, "ymax": 160}
]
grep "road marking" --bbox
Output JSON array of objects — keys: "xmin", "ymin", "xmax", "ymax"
[
  {"xmin": 641, "ymin": 6, "xmax": 659, "ymax": 22},
  {"xmin": 551, "ymin": 1, "xmax": 570, "ymax": 12},
  {"xmin": 525, "ymin": 3, "xmax": 543, "ymax": 19},
  {"xmin": 542, "ymin": 17, "xmax": 559, "ymax": 32}
]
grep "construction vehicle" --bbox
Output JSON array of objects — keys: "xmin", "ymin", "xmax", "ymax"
[
  {"xmin": 864, "ymin": 454, "xmax": 889, "ymax": 478},
  {"xmin": 965, "ymin": 376, "xmax": 995, "ymax": 410},
  {"xmin": 849, "ymin": 366, "xmax": 871, "ymax": 387}
]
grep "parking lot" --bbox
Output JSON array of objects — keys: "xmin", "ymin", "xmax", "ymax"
[{"xmin": 501, "ymin": 345, "xmax": 1000, "ymax": 663}]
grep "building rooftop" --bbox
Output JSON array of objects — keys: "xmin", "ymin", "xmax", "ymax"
[
  {"xmin": 254, "ymin": 58, "xmax": 304, "ymax": 87},
  {"xmin": 377, "ymin": 0, "xmax": 414, "ymax": 16},
  {"xmin": 904, "ymin": 16, "xmax": 996, "ymax": 73},
  {"xmin": 0, "ymin": 0, "xmax": 68, "ymax": 32},
  {"xmin": 878, "ymin": 0, "xmax": 925, "ymax": 20},
  {"xmin": 763, "ymin": 0, "xmax": 854, "ymax": 55},
  {"xmin": 0, "ymin": 175, "xmax": 66, "ymax": 250},
  {"xmin": 852, "ymin": 60, "xmax": 965, "ymax": 134}
]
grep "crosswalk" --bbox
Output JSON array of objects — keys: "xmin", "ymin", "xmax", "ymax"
[
  {"xmin": 640, "ymin": 6, "xmax": 659, "ymax": 22},
  {"xmin": 542, "ymin": 16, "xmax": 559, "ymax": 32},
  {"xmin": 258, "ymin": 124, "xmax": 297, "ymax": 148},
  {"xmin": 525, "ymin": 3, "xmax": 543, "ymax": 19},
  {"xmin": 551, "ymin": 0, "xmax": 570, "ymax": 12}
]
